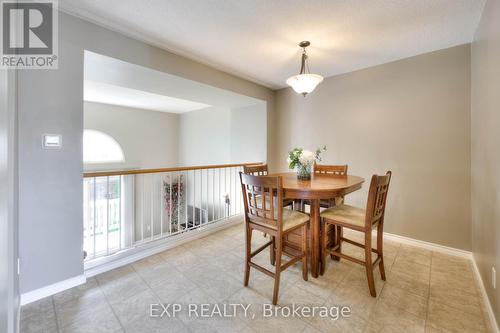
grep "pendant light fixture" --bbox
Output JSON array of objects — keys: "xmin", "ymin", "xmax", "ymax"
[{"xmin": 286, "ymin": 41, "xmax": 323, "ymax": 96}]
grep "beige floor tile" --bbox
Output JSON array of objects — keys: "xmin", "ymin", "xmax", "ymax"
[
  {"xmin": 209, "ymin": 252, "xmax": 244, "ymax": 270},
  {"xmin": 111, "ymin": 289, "xmax": 160, "ymax": 327},
  {"xmin": 320, "ymin": 260, "xmax": 355, "ymax": 285},
  {"xmin": 301, "ymin": 324, "xmax": 323, "ymax": 333},
  {"xmin": 385, "ymin": 270, "xmax": 430, "ymax": 298},
  {"xmin": 325, "ymin": 284, "xmax": 377, "ymax": 320},
  {"xmin": 378, "ymin": 283, "xmax": 427, "ymax": 318},
  {"xmin": 431, "ymin": 254, "xmax": 474, "ymax": 278},
  {"xmin": 379, "ymin": 240, "xmax": 401, "ymax": 258},
  {"xmin": 158, "ymin": 245, "xmax": 188, "ymax": 260},
  {"xmin": 183, "ymin": 261, "xmax": 230, "ymax": 286},
  {"xmin": 427, "ymin": 300, "xmax": 486, "ymax": 333},
  {"xmin": 309, "ymin": 313, "xmax": 367, "ymax": 333},
  {"xmin": 340, "ymin": 265, "xmax": 386, "ymax": 297},
  {"xmin": 183, "ymin": 315, "xmax": 250, "ymax": 333},
  {"xmin": 226, "ymin": 287, "xmax": 270, "ymax": 308},
  {"xmin": 177, "ymin": 287, "xmax": 217, "ymax": 306},
  {"xmin": 225, "ymin": 260, "xmax": 246, "ymax": 283},
  {"xmin": 20, "ymin": 296, "xmax": 53, "ymax": 319},
  {"xmin": 55, "ymin": 287, "xmax": 109, "ymax": 328},
  {"xmin": 20, "ymin": 300, "xmax": 57, "ymax": 333},
  {"xmin": 429, "ymin": 283, "xmax": 483, "ymax": 316},
  {"xmin": 244, "ymin": 267, "xmax": 300, "ymax": 302},
  {"xmin": 280, "ymin": 285, "xmax": 326, "ymax": 307},
  {"xmin": 391, "ymin": 258, "xmax": 431, "ymax": 282},
  {"xmin": 200, "ymin": 275, "xmax": 244, "ymax": 303},
  {"xmin": 123, "ymin": 316, "xmax": 187, "ymax": 333},
  {"xmin": 153, "ymin": 271, "xmax": 198, "ymax": 303},
  {"xmin": 95, "ymin": 265, "xmax": 136, "ymax": 284},
  {"xmin": 130, "ymin": 254, "xmax": 165, "ymax": 272},
  {"xmin": 365, "ymin": 299, "xmax": 425, "ymax": 333},
  {"xmin": 292, "ymin": 273, "xmax": 338, "ymax": 301},
  {"xmin": 430, "ymin": 269, "xmax": 478, "ymax": 295},
  {"xmin": 172, "ymin": 251, "xmax": 207, "ymax": 271},
  {"xmin": 59, "ymin": 304, "xmax": 121, "ymax": 333},
  {"xmin": 394, "ymin": 244, "xmax": 432, "ymax": 267},
  {"xmin": 53, "ymin": 277, "xmax": 101, "ymax": 307},
  {"xmin": 241, "ymin": 307, "xmax": 308, "ymax": 333},
  {"xmin": 99, "ymin": 272, "xmax": 150, "ymax": 305},
  {"xmin": 432, "ymin": 252, "xmax": 471, "ymax": 268},
  {"xmin": 20, "ymin": 223, "xmax": 492, "ymax": 333},
  {"xmin": 134, "ymin": 261, "xmax": 180, "ymax": 288}
]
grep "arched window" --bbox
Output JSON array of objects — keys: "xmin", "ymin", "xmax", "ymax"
[{"xmin": 83, "ymin": 129, "xmax": 124, "ymax": 164}]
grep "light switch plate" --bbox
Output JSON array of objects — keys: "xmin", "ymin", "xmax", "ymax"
[
  {"xmin": 43, "ymin": 134, "xmax": 62, "ymax": 149},
  {"xmin": 493, "ymin": 267, "xmax": 496, "ymax": 289}
]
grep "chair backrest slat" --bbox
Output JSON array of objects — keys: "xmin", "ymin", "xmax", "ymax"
[
  {"xmin": 314, "ymin": 164, "xmax": 348, "ymax": 176},
  {"xmin": 365, "ymin": 171, "xmax": 392, "ymax": 228},
  {"xmin": 240, "ymin": 172, "xmax": 283, "ymax": 230},
  {"xmin": 243, "ymin": 164, "xmax": 268, "ymax": 176}
]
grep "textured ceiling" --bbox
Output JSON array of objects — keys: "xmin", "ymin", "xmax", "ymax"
[
  {"xmin": 61, "ymin": 0, "xmax": 485, "ymax": 89},
  {"xmin": 84, "ymin": 51, "xmax": 262, "ymax": 112}
]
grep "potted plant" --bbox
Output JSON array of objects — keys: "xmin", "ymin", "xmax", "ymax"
[{"xmin": 287, "ymin": 146, "xmax": 326, "ymax": 180}]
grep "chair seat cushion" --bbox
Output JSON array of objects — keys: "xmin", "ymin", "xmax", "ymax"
[
  {"xmin": 280, "ymin": 210, "xmax": 309, "ymax": 231},
  {"xmin": 252, "ymin": 196, "xmax": 307, "ymax": 230},
  {"xmin": 320, "ymin": 204, "xmax": 366, "ymax": 228}
]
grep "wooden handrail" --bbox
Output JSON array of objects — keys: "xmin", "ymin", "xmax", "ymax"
[{"xmin": 83, "ymin": 162, "xmax": 264, "ymax": 178}]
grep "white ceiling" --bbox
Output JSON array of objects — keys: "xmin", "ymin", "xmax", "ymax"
[
  {"xmin": 63, "ymin": 0, "xmax": 485, "ymax": 89},
  {"xmin": 84, "ymin": 51, "xmax": 263, "ymax": 112},
  {"xmin": 84, "ymin": 81, "xmax": 211, "ymax": 113}
]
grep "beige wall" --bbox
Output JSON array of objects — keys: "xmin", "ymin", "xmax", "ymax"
[
  {"xmin": 471, "ymin": 0, "xmax": 500, "ymax": 324},
  {"xmin": 272, "ymin": 45, "xmax": 471, "ymax": 250}
]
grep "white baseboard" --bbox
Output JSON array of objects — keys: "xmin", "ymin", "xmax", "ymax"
[
  {"xmin": 20, "ymin": 275, "xmax": 86, "ymax": 306},
  {"xmin": 380, "ymin": 231, "xmax": 472, "ymax": 259},
  {"xmin": 84, "ymin": 216, "xmax": 243, "ymax": 278},
  {"xmin": 471, "ymin": 257, "xmax": 500, "ymax": 333}
]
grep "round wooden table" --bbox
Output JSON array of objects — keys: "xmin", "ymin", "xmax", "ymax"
[{"xmin": 271, "ymin": 172, "xmax": 365, "ymax": 278}]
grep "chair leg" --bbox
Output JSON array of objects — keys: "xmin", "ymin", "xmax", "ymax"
[
  {"xmin": 270, "ymin": 236, "xmax": 276, "ymax": 266},
  {"xmin": 377, "ymin": 223, "xmax": 386, "ymax": 281},
  {"xmin": 364, "ymin": 231, "xmax": 376, "ymax": 297},
  {"xmin": 301, "ymin": 225, "xmax": 308, "ymax": 281},
  {"xmin": 293, "ymin": 199, "xmax": 301, "ymax": 211},
  {"xmin": 331, "ymin": 226, "xmax": 342, "ymax": 261},
  {"xmin": 244, "ymin": 226, "xmax": 252, "ymax": 287},
  {"xmin": 320, "ymin": 219, "xmax": 327, "ymax": 275},
  {"xmin": 272, "ymin": 237, "xmax": 282, "ymax": 305}
]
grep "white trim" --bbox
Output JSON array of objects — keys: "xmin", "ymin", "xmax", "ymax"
[
  {"xmin": 471, "ymin": 257, "xmax": 500, "ymax": 333},
  {"xmin": 84, "ymin": 215, "xmax": 243, "ymax": 277},
  {"xmin": 380, "ymin": 231, "xmax": 472, "ymax": 259},
  {"xmin": 20, "ymin": 275, "xmax": 86, "ymax": 306}
]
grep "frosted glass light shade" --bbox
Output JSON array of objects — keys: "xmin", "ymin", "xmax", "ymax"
[{"xmin": 286, "ymin": 74, "xmax": 323, "ymax": 95}]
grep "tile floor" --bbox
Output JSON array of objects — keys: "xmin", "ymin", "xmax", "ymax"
[{"xmin": 21, "ymin": 221, "xmax": 493, "ymax": 333}]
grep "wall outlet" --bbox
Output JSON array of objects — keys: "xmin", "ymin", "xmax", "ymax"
[
  {"xmin": 492, "ymin": 267, "xmax": 496, "ymax": 289},
  {"xmin": 17, "ymin": 258, "xmax": 20, "ymax": 275}
]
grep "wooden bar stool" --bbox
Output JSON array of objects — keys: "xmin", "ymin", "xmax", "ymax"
[
  {"xmin": 300, "ymin": 164, "xmax": 348, "ymax": 211},
  {"xmin": 239, "ymin": 173, "xmax": 309, "ymax": 305},
  {"xmin": 243, "ymin": 164, "xmax": 294, "ymax": 208},
  {"xmin": 320, "ymin": 171, "xmax": 392, "ymax": 297}
]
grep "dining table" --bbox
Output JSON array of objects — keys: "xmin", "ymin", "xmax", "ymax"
[{"xmin": 270, "ymin": 172, "xmax": 365, "ymax": 278}]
